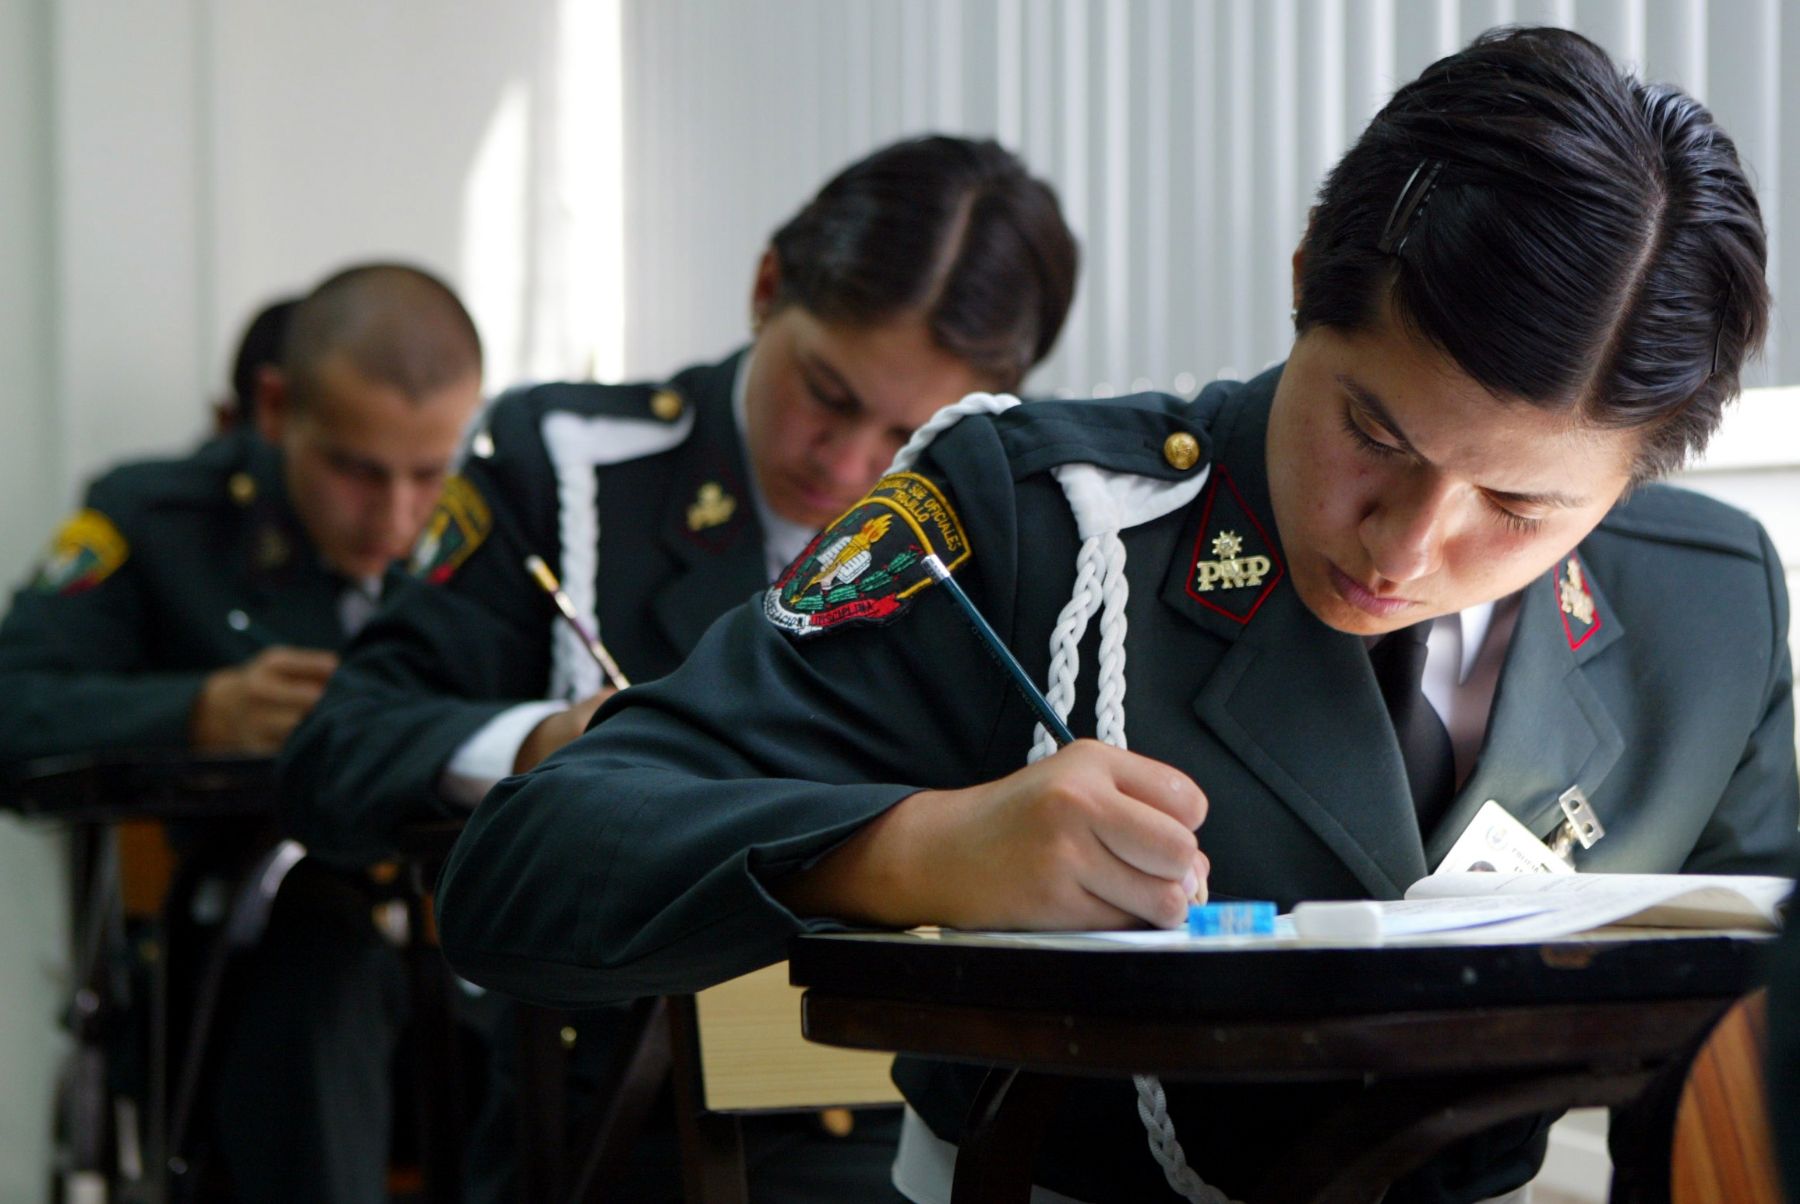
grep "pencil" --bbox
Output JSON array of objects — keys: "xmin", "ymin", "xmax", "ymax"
[
  {"xmin": 920, "ymin": 553, "xmax": 1074, "ymax": 746},
  {"xmin": 924, "ymin": 554, "xmax": 1207, "ymax": 906},
  {"xmin": 523, "ymin": 555, "xmax": 632, "ymax": 691}
]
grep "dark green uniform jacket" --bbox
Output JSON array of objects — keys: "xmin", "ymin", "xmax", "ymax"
[
  {"xmin": 438, "ymin": 365, "xmax": 1799, "ymax": 1204},
  {"xmin": 283, "ymin": 352, "xmax": 910, "ymax": 1204},
  {"xmin": 0, "ymin": 429, "xmax": 350, "ymax": 762},
  {"xmin": 0, "ymin": 428, "xmax": 406, "ymax": 1204},
  {"xmin": 280, "ymin": 352, "xmax": 766, "ymax": 858}
]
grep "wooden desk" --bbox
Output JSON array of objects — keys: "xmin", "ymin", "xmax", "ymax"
[
  {"xmin": 5, "ymin": 749, "xmax": 275, "ymax": 823},
  {"xmin": 790, "ymin": 929, "xmax": 1768, "ymax": 1203}
]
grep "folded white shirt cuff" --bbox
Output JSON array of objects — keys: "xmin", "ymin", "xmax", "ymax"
[{"xmin": 438, "ymin": 699, "xmax": 569, "ymax": 808}]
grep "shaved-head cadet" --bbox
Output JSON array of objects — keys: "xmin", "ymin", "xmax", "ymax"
[{"xmin": 0, "ymin": 261, "xmax": 482, "ymax": 1203}]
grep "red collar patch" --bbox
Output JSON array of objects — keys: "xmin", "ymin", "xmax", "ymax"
[
  {"xmin": 1554, "ymin": 554, "xmax": 1601, "ymax": 650},
  {"xmin": 1182, "ymin": 466, "xmax": 1283, "ymax": 624}
]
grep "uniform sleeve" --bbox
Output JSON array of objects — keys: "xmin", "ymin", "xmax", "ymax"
[
  {"xmin": 0, "ymin": 483, "xmax": 208, "ymax": 763},
  {"xmin": 1681, "ymin": 523, "xmax": 1799, "ymax": 876},
  {"xmin": 278, "ymin": 408, "xmax": 566, "ymax": 860},
  {"xmin": 437, "ymin": 415, "xmax": 1040, "ymax": 1008}
]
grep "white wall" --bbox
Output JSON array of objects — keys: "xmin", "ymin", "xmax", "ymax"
[
  {"xmin": 0, "ymin": 0, "xmax": 68, "ymax": 1195},
  {"xmin": 617, "ymin": 0, "xmax": 1800, "ymax": 397},
  {"xmin": 2, "ymin": 0, "xmax": 573, "ymax": 1190},
  {"xmin": 43, "ymin": 0, "xmax": 575, "ymax": 501}
]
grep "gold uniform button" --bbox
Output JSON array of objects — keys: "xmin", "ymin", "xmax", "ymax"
[
  {"xmin": 1162, "ymin": 432, "xmax": 1201, "ymax": 471},
  {"xmin": 228, "ymin": 472, "xmax": 257, "ymax": 506},
  {"xmin": 650, "ymin": 389, "xmax": 684, "ymax": 422}
]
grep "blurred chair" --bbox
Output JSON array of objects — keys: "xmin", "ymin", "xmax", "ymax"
[
  {"xmin": 1671, "ymin": 990, "xmax": 1784, "ymax": 1204},
  {"xmin": 529, "ymin": 962, "xmax": 903, "ymax": 1204}
]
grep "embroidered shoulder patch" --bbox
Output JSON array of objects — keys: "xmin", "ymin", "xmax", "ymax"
[
  {"xmin": 35, "ymin": 509, "xmax": 129, "ymax": 594},
  {"xmin": 765, "ymin": 472, "xmax": 969, "ymax": 636},
  {"xmin": 1555, "ymin": 554, "xmax": 1600, "ymax": 649},
  {"xmin": 1182, "ymin": 466, "xmax": 1283, "ymax": 623},
  {"xmin": 410, "ymin": 475, "xmax": 494, "ymax": 584}
]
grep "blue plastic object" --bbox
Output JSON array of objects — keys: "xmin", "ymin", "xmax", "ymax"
[{"xmin": 1186, "ymin": 900, "xmax": 1278, "ymax": 937}]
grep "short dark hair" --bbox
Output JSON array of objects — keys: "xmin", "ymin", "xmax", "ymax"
[
  {"xmin": 283, "ymin": 263, "xmax": 483, "ymax": 407},
  {"xmin": 768, "ymin": 135, "xmax": 1079, "ymax": 389},
  {"xmin": 1296, "ymin": 26, "xmax": 1769, "ymax": 479}
]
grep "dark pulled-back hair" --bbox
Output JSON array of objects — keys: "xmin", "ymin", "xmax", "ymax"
[
  {"xmin": 228, "ymin": 296, "xmax": 300, "ymax": 424},
  {"xmin": 283, "ymin": 262, "xmax": 483, "ymax": 407},
  {"xmin": 768, "ymin": 135, "xmax": 1079, "ymax": 389},
  {"xmin": 1297, "ymin": 26, "xmax": 1769, "ymax": 479}
]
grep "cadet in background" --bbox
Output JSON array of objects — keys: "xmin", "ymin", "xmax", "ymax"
[
  {"xmin": 0, "ymin": 263, "xmax": 484, "ymax": 1203},
  {"xmin": 281, "ymin": 135, "xmax": 1079, "ymax": 1202}
]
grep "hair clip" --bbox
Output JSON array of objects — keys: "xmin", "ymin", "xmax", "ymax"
[
  {"xmin": 1710, "ymin": 283, "xmax": 1733, "ymax": 378},
  {"xmin": 1378, "ymin": 160, "xmax": 1444, "ymax": 255}
]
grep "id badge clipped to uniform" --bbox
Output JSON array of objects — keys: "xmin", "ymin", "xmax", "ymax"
[
  {"xmin": 1435, "ymin": 799, "xmax": 1572, "ymax": 876},
  {"xmin": 1435, "ymin": 788, "xmax": 1607, "ymax": 876}
]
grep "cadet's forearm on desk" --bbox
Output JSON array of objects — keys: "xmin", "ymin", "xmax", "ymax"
[
  {"xmin": 773, "ymin": 788, "xmax": 943, "ymax": 928},
  {"xmin": 778, "ymin": 743, "xmax": 1210, "ymax": 933}
]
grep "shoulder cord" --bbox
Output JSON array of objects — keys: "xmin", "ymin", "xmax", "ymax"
[
  {"xmin": 1030, "ymin": 461, "xmax": 1236, "ymax": 1204},
  {"xmin": 540, "ymin": 406, "xmax": 696, "ymax": 702},
  {"xmin": 1134, "ymin": 1075, "xmax": 1236, "ymax": 1204},
  {"xmin": 893, "ymin": 398, "xmax": 1233, "ymax": 1203},
  {"xmin": 888, "ymin": 391, "xmax": 1018, "ymax": 473},
  {"xmin": 544, "ymin": 422, "xmax": 604, "ymax": 702}
]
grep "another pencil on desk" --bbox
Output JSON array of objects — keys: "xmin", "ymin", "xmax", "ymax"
[{"xmin": 523, "ymin": 554, "xmax": 631, "ymax": 691}]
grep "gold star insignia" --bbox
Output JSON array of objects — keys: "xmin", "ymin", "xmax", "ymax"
[{"xmin": 686, "ymin": 481, "xmax": 737, "ymax": 532}]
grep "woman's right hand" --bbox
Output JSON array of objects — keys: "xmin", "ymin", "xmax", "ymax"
[{"xmin": 776, "ymin": 739, "xmax": 1210, "ymax": 931}]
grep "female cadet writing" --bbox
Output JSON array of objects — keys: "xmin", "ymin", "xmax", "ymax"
[
  {"xmin": 436, "ymin": 29, "xmax": 1793, "ymax": 1204},
  {"xmin": 280, "ymin": 136, "xmax": 1078, "ymax": 1202}
]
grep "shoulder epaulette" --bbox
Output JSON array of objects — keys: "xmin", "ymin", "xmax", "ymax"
[
  {"xmin": 766, "ymin": 391, "xmax": 1215, "ymax": 640},
  {"xmin": 476, "ymin": 379, "xmax": 697, "ymax": 467},
  {"xmin": 85, "ymin": 436, "xmax": 254, "ymax": 515},
  {"xmin": 521, "ymin": 379, "xmax": 689, "ymax": 424},
  {"xmin": 989, "ymin": 393, "xmax": 1213, "ymax": 482},
  {"xmin": 1596, "ymin": 482, "xmax": 1768, "ymax": 562}
]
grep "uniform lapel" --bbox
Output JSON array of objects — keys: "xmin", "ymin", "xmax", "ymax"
[
  {"xmin": 1169, "ymin": 371, "xmax": 1428, "ymax": 897},
  {"xmin": 1429, "ymin": 553, "xmax": 1626, "ymax": 864},
  {"xmin": 650, "ymin": 355, "xmax": 768, "ymax": 653},
  {"xmin": 233, "ymin": 437, "xmax": 346, "ymax": 650}
]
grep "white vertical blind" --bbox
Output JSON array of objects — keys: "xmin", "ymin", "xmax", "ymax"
[{"xmin": 615, "ymin": 0, "xmax": 1796, "ymax": 395}]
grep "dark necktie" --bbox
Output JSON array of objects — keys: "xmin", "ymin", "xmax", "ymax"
[{"xmin": 1370, "ymin": 620, "xmax": 1457, "ymax": 834}]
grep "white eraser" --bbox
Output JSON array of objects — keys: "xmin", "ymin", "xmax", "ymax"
[{"xmin": 1291, "ymin": 900, "xmax": 1385, "ymax": 942}]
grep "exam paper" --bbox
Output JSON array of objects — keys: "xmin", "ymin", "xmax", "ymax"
[
  {"xmin": 934, "ymin": 873, "xmax": 1791, "ymax": 949},
  {"xmin": 1393, "ymin": 871, "xmax": 1792, "ymax": 939}
]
